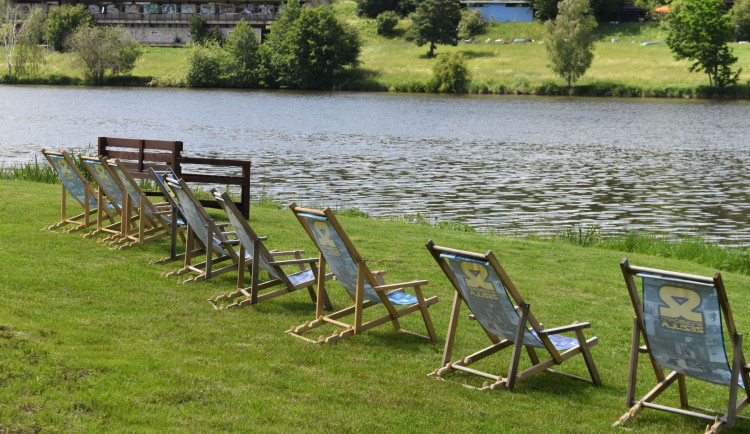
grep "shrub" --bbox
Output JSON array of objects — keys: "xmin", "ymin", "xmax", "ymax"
[
  {"xmin": 376, "ymin": 11, "xmax": 400, "ymax": 36},
  {"xmin": 432, "ymin": 51, "xmax": 470, "ymax": 92},
  {"xmin": 185, "ymin": 41, "xmax": 228, "ymax": 87},
  {"xmin": 458, "ymin": 9, "xmax": 487, "ymax": 40},
  {"xmin": 66, "ymin": 26, "xmax": 143, "ymax": 85}
]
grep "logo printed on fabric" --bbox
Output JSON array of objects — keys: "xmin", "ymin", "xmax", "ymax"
[
  {"xmin": 313, "ymin": 221, "xmax": 342, "ymax": 257},
  {"xmin": 460, "ymin": 261, "xmax": 498, "ymax": 300},
  {"xmin": 59, "ymin": 161, "xmax": 75, "ymax": 181},
  {"xmin": 658, "ymin": 286, "xmax": 705, "ymax": 334}
]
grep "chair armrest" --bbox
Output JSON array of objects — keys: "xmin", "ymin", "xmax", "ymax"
[
  {"xmin": 373, "ymin": 280, "xmax": 429, "ymax": 292},
  {"xmin": 537, "ymin": 322, "xmax": 591, "ymax": 336},
  {"xmin": 269, "ymin": 250, "xmax": 304, "ymax": 257},
  {"xmin": 269, "ymin": 257, "xmax": 318, "ymax": 267}
]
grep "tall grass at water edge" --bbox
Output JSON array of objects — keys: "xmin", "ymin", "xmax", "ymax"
[{"xmin": 557, "ymin": 223, "xmax": 750, "ymax": 275}]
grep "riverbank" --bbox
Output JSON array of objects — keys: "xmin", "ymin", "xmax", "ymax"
[
  {"xmin": 3, "ymin": 3, "xmax": 750, "ymax": 98},
  {"xmin": 2, "ymin": 179, "xmax": 750, "ymax": 431}
]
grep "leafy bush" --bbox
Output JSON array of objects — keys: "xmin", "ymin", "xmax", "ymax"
[
  {"xmin": 458, "ymin": 9, "xmax": 487, "ymax": 39},
  {"xmin": 732, "ymin": 0, "xmax": 750, "ymax": 41},
  {"xmin": 263, "ymin": 0, "xmax": 360, "ymax": 89},
  {"xmin": 376, "ymin": 11, "xmax": 400, "ymax": 36},
  {"xmin": 185, "ymin": 41, "xmax": 228, "ymax": 87},
  {"xmin": 44, "ymin": 4, "xmax": 94, "ymax": 52},
  {"xmin": 66, "ymin": 26, "xmax": 143, "ymax": 84},
  {"xmin": 432, "ymin": 51, "xmax": 470, "ymax": 92}
]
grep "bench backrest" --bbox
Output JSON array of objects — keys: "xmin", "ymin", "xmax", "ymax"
[{"xmin": 98, "ymin": 137, "xmax": 183, "ymax": 180}]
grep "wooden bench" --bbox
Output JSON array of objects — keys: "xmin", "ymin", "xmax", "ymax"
[{"xmin": 97, "ymin": 137, "xmax": 251, "ymax": 217}]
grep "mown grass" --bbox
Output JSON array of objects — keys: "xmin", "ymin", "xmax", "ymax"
[
  {"xmin": 2, "ymin": 179, "xmax": 750, "ymax": 432},
  {"xmin": 3, "ymin": 4, "xmax": 750, "ymax": 96}
]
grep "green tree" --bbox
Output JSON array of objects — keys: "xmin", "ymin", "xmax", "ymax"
[
  {"xmin": 545, "ymin": 0, "xmax": 597, "ymax": 89},
  {"xmin": 731, "ymin": 0, "xmax": 750, "ymax": 41},
  {"xmin": 432, "ymin": 51, "xmax": 470, "ymax": 92},
  {"xmin": 263, "ymin": 0, "xmax": 360, "ymax": 89},
  {"xmin": 409, "ymin": 0, "xmax": 460, "ymax": 57},
  {"xmin": 225, "ymin": 19, "xmax": 260, "ymax": 87},
  {"xmin": 1, "ymin": 6, "xmax": 46, "ymax": 76},
  {"xmin": 189, "ymin": 15, "xmax": 209, "ymax": 44},
  {"xmin": 1, "ymin": 6, "xmax": 24, "ymax": 75},
  {"xmin": 376, "ymin": 11, "xmax": 400, "ymax": 36},
  {"xmin": 44, "ymin": 4, "xmax": 94, "ymax": 52},
  {"xmin": 458, "ymin": 9, "xmax": 487, "ymax": 40},
  {"xmin": 66, "ymin": 26, "xmax": 143, "ymax": 84},
  {"xmin": 667, "ymin": 0, "xmax": 740, "ymax": 88}
]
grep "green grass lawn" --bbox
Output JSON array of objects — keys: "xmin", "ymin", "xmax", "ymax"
[{"xmin": 2, "ymin": 179, "xmax": 750, "ymax": 432}]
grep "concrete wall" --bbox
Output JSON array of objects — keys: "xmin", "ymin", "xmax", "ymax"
[{"xmin": 121, "ymin": 24, "xmax": 262, "ymax": 45}]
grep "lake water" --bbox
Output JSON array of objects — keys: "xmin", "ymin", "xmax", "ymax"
[{"xmin": 1, "ymin": 85, "xmax": 749, "ymax": 244}]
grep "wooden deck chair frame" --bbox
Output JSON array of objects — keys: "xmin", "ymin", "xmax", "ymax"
[
  {"xmin": 614, "ymin": 259, "xmax": 750, "ymax": 432},
  {"xmin": 206, "ymin": 189, "xmax": 333, "ymax": 310},
  {"xmin": 78, "ymin": 154, "xmax": 131, "ymax": 240},
  {"xmin": 104, "ymin": 158, "xmax": 184, "ymax": 249},
  {"xmin": 147, "ymin": 167, "xmax": 196, "ymax": 265},
  {"xmin": 287, "ymin": 203, "xmax": 438, "ymax": 344},
  {"xmin": 163, "ymin": 176, "xmax": 249, "ymax": 283},
  {"xmin": 425, "ymin": 240, "xmax": 602, "ymax": 390},
  {"xmin": 41, "ymin": 149, "xmax": 116, "ymax": 232}
]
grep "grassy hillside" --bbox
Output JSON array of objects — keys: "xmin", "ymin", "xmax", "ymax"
[
  {"xmin": 2, "ymin": 179, "xmax": 750, "ymax": 431},
  {"xmin": 3, "ymin": 2, "xmax": 750, "ymax": 96}
]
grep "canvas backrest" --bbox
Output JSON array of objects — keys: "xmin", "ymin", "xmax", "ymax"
[
  {"xmin": 440, "ymin": 252, "xmax": 545, "ymax": 348},
  {"xmin": 296, "ymin": 211, "xmax": 382, "ymax": 303},
  {"xmin": 212, "ymin": 190, "xmax": 284, "ymax": 283},
  {"xmin": 42, "ymin": 150, "xmax": 96, "ymax": 208},
  {"xmin": 80, "ymin": 156, "xmax": 125, "ymax": 207},
  {"xmin": 638, "ymin": 272, "xmax": 739, "ymax": 387},
  {"xmin": 165, "ymin": 177, "xmax": 228, "ymax": 256},
  {"xmin": 107, "ymin": 159, "xmax": 158, "ymax": 219}
]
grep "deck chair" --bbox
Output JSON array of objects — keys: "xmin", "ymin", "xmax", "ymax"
[
  {"xmin": 41, "ymin": 149, "xmax": 116, "ymax": 232},
  {"xmin": 614, "ymin": 259, "xmax": 750, "ymax": 432},
  {"xmin": 148, "ymin": 167, "xmax": 193, "ymax": 264},
  {"xmin": 164, "ymin": 176, "xmax": 250, "ymax": 283},
  {"xmin": 206, "ymin": 189, "xmax": 333, "ymax": 310},
  {"xmin": 105, "ymin": 159, "xmax": 184, "ymax": 249},
  {"xmin": 288, "ymin": 203, "xmax": 438, "ymax": 344},
  {"xmin": 78, "ymin": 154, "xmax": 130, "ymax": 240},
  {"xmin": 425, "ymin": 240, "xmax": 602, "ymax": 390}
]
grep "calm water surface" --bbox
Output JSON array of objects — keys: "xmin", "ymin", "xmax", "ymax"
[{"xmin": 1, "ymin": 86, "xmax": 749, "ymax": 244}]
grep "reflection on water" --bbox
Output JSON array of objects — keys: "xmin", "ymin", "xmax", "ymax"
[{"xmin": 1, "ymin": 86, "xmax": 749, "ymax": 244}]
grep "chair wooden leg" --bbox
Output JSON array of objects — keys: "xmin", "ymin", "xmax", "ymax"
[
  {"xmin": 507, "ymin": 303, "xmax": 530, "ymax": 390},
  {"xmin": 626, "ymin": 317, "xmax": 640, "ymax": 407},
  {"xmin": 442, "ymin": 292, "xmax": 463, "ymax": 367},
  {"xmin": 575, "ymin": 328, "xmax": 602, "ymax": 386}
]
